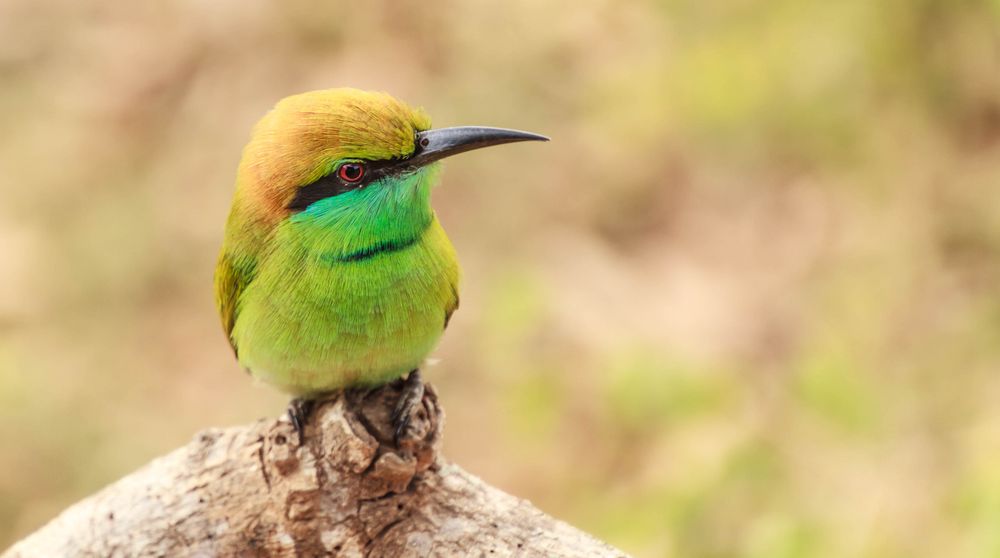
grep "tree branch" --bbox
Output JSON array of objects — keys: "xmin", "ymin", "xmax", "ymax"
[{"xmin": 4, "ymin": 381, "xmax": 626, "ymax": 557}]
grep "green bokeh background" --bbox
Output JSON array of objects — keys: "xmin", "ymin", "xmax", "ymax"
[{"xmin": 2, "ymin": 1, "xmax": 999, "ymax": 556}]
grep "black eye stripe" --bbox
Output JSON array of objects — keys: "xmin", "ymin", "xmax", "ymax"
[
  {"xmin": 286, "ymin": 173, "xmax": 357, "ymax": 211},
  {"xmin": 286, "ymin": 159, "xmax": 401, "ymax": 211}
]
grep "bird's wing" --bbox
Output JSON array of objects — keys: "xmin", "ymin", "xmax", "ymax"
[
  {"xmin": 214, "ymin": 250, "xmax": 257, "ymax": 356},
  {"xmin": 444, "ymin": 282, "xmax": 459, "ymax": 329}
]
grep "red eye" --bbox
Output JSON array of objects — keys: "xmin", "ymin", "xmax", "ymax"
[{"xmin": 338, "ymin": 163, "xmax": 365, "ymax": 183}]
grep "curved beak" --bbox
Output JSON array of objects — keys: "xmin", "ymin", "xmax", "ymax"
[{"xmin": 408, "ymin": 126, "xmax": 549, "ymax": 168}]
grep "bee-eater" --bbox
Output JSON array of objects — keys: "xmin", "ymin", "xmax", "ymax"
[{"xmin": 214, "ymin": 88, "xmax": 547, "ymax": 439}]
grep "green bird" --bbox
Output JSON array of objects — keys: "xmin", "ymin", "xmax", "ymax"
[{"xmin": 214, "ymin": 88, "xmax": 547, "ymax": 439}]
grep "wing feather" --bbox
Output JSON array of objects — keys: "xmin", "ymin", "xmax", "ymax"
[
  {"xmin": 214, "ymin": 250, "xmax": 256, "ymax": 357},
  {"xmin": 444, "ymin": 282, "xmax": 459, "ymax": 329}
]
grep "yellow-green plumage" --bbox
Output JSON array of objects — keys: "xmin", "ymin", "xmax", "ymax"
[{"xmin": 215, "ymin": 88, "xmax": 543, "ymax": 398}]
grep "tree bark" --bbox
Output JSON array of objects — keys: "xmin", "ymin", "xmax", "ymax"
[{"xmin": 4, "ymin": 381, "xmax": 626, "ymax": 557}]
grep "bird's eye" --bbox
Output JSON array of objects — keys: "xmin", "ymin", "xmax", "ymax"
[{"xmin": 337, "ymin": 163, "xmax": 366, "ymax": 183}]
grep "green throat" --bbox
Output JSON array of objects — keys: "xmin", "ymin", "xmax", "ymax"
[{"xmin": 288, "ymin": 167, "xmax": 437, "ymax": 264}]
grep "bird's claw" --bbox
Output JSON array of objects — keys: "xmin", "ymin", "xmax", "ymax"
[
  {"xmin": 391, "ymin": 369, "xmax": 425, "ymax": 445},
  {"xmin": 287, "ymin": 398, "xmax": 315, "ymax": 446}
]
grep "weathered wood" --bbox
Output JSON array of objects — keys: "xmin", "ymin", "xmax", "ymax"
[{"xmin": 4, "ymin": 382, "xmax": 626, "ymax": 557}]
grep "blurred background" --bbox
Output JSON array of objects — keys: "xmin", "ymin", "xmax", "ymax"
[{"xmin": 1, "ymin": 0, "xmax": 999, "ymax": 556}]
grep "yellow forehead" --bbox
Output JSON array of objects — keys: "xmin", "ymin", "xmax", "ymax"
[{"xmin": 266, "ymin": 88, "xmax": 430, "ymax": 162}]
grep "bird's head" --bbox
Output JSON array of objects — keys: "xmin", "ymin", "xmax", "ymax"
[{"xmin": 230, "ymin": 88, "xmax": 547, "ymax": 235}]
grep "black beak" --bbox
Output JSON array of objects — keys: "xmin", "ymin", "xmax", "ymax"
[{"xmin": 408, "ymin": 126, "xmax": 549, "ymax": 168}]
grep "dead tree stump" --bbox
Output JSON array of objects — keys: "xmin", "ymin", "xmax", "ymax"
[{"xmin": 3, "ymin": 382, "xmax": 626, "ymax": 557}]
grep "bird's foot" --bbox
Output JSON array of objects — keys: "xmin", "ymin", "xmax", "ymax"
[
  {"xmin": 287, "ymin": 398, "xmax": 315, "ymax": 446},
  {"xmin": 391, "ymin": 369, "xmax": 425, "ymax": 445}
]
